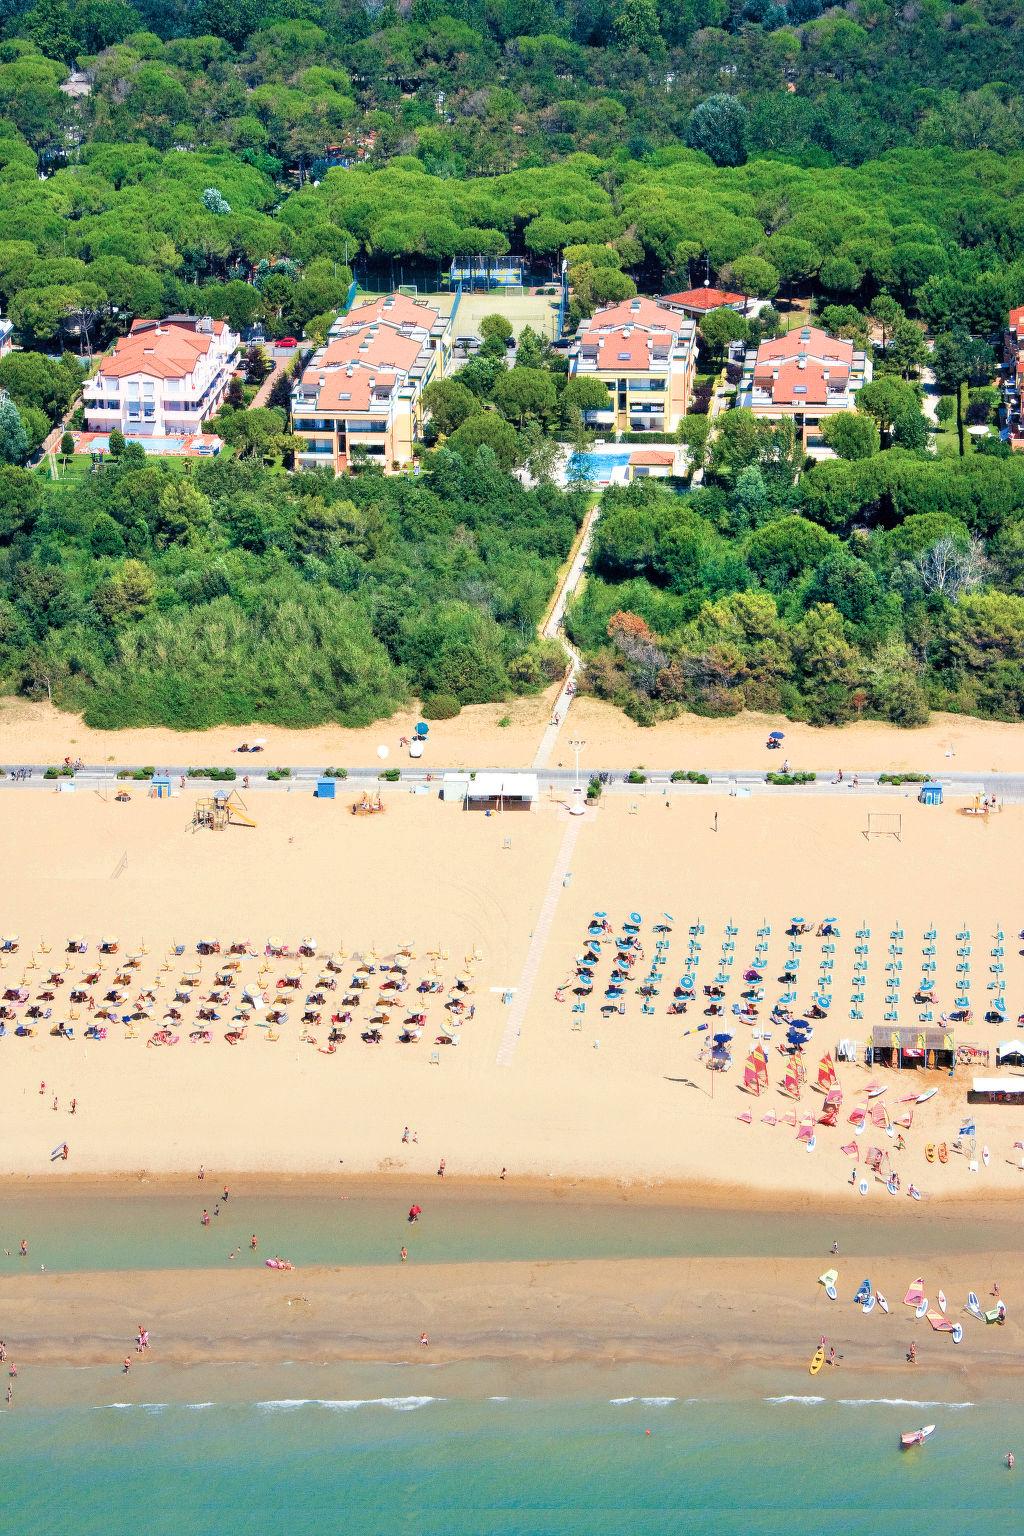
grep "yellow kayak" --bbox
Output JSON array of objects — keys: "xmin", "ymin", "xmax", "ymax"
[{"xmin": 809, "ymin": 1346, "xmax": 825, "ymax": 1376}]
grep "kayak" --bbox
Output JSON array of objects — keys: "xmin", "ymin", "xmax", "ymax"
[
  {"xmin": 809, "ymin": 1346, "xmax": 825, "ymax": 1375},
  {"xmin": 952, "ymin": 1324, "xmax": 963, "ymax": 1343},
  {"xmin": 901, "ymin": 1425, "xmax": 936, "ymax": 1449}
]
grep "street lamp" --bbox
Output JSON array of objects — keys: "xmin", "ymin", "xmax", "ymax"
[{"xmin": 569, "ymin": 738, "xmax": 586, "ymax": 815}]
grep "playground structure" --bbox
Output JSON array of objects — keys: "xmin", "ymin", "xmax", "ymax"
[
  {"xmin": 351, "ymin": 792, "xmax": 385, "ymax": 816},
  {"xmin": 192, "ymin": 790, "xmax": 257, "ymax": 831},
  {"xmin": 960, "ymin": 795, "xmax": 1002, "ymax": 818}
]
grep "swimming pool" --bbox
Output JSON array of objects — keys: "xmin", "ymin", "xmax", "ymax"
[
  {"xmin": 86, "ymin": 435, "xmax": 219, "ymax": 456},
  {"xmin": 567, "ymin": 447, "xmax": 634, "ymax": 485}
]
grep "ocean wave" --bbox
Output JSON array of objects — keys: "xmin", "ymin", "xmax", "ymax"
[
  {"xmin": 185, "ymin": 1402, "xmax": 214, "ymax": 1410},
  {"xmin": 765, "ymin": 1396, "xmax": 826, "ymax": 1405},
  {"xmin": 837, "ymin": 1398, "xmax": 974, "ymax": 1410},
  {"xmin": 256, "ymin": 1397, "xmax": 438, "ymax": 1413},
  {"xmin": 609, "ymin": 1397, "xmax": 678, "ymax": 1407}
]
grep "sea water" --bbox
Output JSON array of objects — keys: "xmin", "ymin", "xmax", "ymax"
[
  {"xmin": 2, "ymin": 1394, "xmax": 1019, "ymax": 1535},
  {"xmin": 0, "ymin": 1190, "xmax": 1017, "ymax": 1273}
]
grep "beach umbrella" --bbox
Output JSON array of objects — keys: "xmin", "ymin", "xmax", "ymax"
[
  {"xmin": 769, "ymin": 731, "xmax": 784, "ymax": 740},
  {"xmin": 416, "ymin": 722, "xmax": 429, "ymax": 737},
  {"xmin": 376, "ymin": 744, "xmax": 390, "ymax": 760},
  {"xmin": 713, "ymin": 1032, "xmax": 733, "ymax": 1045},
  {"xmin": 629, "ymin": 911, "xmax": 642, "ymax": 924}
]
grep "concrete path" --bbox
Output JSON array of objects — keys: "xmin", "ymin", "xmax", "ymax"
[{"xmin": 495, "ymin": 813, "xmax": 585, "ymax": 1066}]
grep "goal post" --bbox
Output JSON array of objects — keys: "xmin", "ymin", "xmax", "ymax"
[{"xmin": 865, "ymin": 812, "xmax": 902, "ymax": 841}]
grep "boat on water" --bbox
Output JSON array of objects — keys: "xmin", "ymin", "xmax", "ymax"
[{"xmin": 901, "ymin": 1425, "xmax": 936, "ymax": 1449}]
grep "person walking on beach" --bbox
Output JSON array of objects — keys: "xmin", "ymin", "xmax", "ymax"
[
  {"xmin": 201, "ymin": 1209, "xmax": 210, "ymax": 1227},
  {"xmin": 402, "ymin": 1126, "xmax": 410, "ymax": 1143},
  {"xmin": 222, "ymin": 1187, "xmax": 229, "ymax": 1203},
  {"xmin": 420, "ymin": 1332, "xmax": 429, "ymax": 1347},
  {"xmin": 123, "ymin": 1357, "xmax": 131, "ymax": 1374},
  {"xmin": 198, "ymin": 1165, "xmax": 205, "ymax": 1181},
  {"xmin": 831, "ymin": 1241, "xmax": 839, "ymax": 1255},
  {"xmin": 70, "ymin": 1098, "xmax": 76, "ymax": 1115},
  {"xmin": 52, "ymin": 1095, "xmax": 59, "ymax": 1112},
  {"xmin": 400, "ymin": 1247, "xmax": 408, "ymax": 1263},
  {"xmin": 908, "ymin": 1341, "xmax": 917, "ymax": 1364},
  {"xmin": 437, "ymin": 1159, "xmax": 446, "ymax": 1179},
  {"xmin": 250, "ymin": 1234, "xmax": 258, "ymax": 1251},
  {"xmin": 18, "ymin": 1240, "xmax": 27, "ymax": 1257}
]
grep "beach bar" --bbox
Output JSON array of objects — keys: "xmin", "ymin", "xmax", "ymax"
[
  {"xmin": 461, "ymin": 772, "xmax": 538, "ymax": 812},
  {"xmin": 968, "ymin": 1076, "xmax": 1024, "ymax": 1104},
  {"xmin": 869, "ymin": 1025, "xmax": 955, "ymax": 1070}
]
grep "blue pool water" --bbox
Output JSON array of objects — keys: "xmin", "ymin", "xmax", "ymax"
[
  {"xmin": 87, "ymin": 435, "xmax": 218, "ymax": 456},
  {"xmin": 568, "ymin": 447, "xmax": 635, "ymax": 483},
  {"xmin": 5, "ymin": 1393, "xmax": 1020, "ymax": 1534}
]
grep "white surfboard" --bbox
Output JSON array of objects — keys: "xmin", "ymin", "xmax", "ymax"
[
  {"xmin": 877, "ymin": 1292, "xmax": 890, "ymax": 1314},
  {"xmin": 916, "ymin": 1297, "xmax": 929, "ymax": 1319},
  {"xmin": 859, "ymin": 1179, "xmax": 869, "ymax": 1196},
  {"xmin": 938, "ymin": 1290, "xmax": 947, "ymax": 1314},
  {"xmin": 915, "ymin": 1088, "xmax": 938, "ymax": 1104}
]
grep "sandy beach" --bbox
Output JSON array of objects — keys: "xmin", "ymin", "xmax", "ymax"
[
  {"xmin": 3, "ymin": 692, "xmax": 1024, "ymax": 773},
  {"xmin": 0, "ymin": 1245, "xmax": 1018, "ymax": 1399},
  {"xmin": 0, "ymin": 787, "xmax": 1021, "ymax": 1199}
]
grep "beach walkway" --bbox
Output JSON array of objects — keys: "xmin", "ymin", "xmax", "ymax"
[
  {"xmin": 496, "ymin": 813, "xmax": 585, "ymax": 1066},
  {"xmin": 532, "ymin": 502, "xmax": 601, "ymax": 772}
]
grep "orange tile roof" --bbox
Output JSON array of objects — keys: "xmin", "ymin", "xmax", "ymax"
[
  {"xmin": 318, "ymin": 328, "xmax": 423, "ymax": 374},
  {"xmin": 305, "ymin": 366, "xmax": 400, "ymax": 413},
  {"xmin": 660, "ymin": 287, "xmax": 746, "ymax": 311},
  {"xmin": 345, "ymin": 294, "xmax": 442, "ymax": 330},
  {"xmin": 586, "ymin": 297, "xmax": 690, "ymax": 334},
  {"xmin": 99, "ymin": 327, "xmax": 216, "ymax": 381},
  {"xmin": 757, "ymin": 327, "xmax": 853, "ymax": 366},
  {"xmin": 629, "ymin": 449, "xmax": 675, "ymax": 465},
  {"xmin": 1009, "ymin": 306, "xmax": 1024, "ymax": 333},
  {"xmin": 757, "ymin": 358, "xmax": 850, "ymax": 406}
]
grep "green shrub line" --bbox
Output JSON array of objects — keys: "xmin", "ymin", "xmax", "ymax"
[
  {"xmin": 186, "ymin": 767, "xmax": 237, "ymax": 781},
  {"xmin": 323, "ymin": 767, "xmax": 349, "ymax": 779},
  {"xmin": 266, "ymin": 767, "xmax": 292, "ymax": 781},
  {"xmin": 766, "ymin": 771, "xmax": 817, "ymax": 785},
  {"xmin": 43, "ymin": 765, "xmax": 74, "ymax": 778},
  {"xmin": 626, "ymin": 769, "xmax": 647, "ymax": 783},
  {"xmin": 379, "ymin": 767, "xmax": 401, "ymax": 781},
  {"xmin": 878, "ymin": 772, "xmax": 929, "ymax": 784},
  {"xmin": 670, "ymin": 769, "xmax": 711, "ymax": 784}
]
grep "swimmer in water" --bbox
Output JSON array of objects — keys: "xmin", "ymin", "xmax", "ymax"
[
  {"xmin": 250, "ymin": 1234, "xmax": 258, "ymax": 1250},
  {"xmin": 400, "ymin": 1246, "xmax": 408, "ymax": 1262}
]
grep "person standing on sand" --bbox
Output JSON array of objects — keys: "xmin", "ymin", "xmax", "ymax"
[
  {"xmin": 437, "ymin": 1159, "xmax": 446, "ymax": 1179},
  {"xmin": 52, "ymin": 1096, "xmax": 59, "ymax": 1112},
  {"xmin": 402, "ymin": 1127, "xmax": 410, "ymax": 1143},
  {"xmin": 123, "ymin": 1357, "xmax": 131, "ymax": 1374},
  {"xmin": 222, "ymin": 1187, "xmax": 229, "ymax": 1203},
  {"xmin": 420, "ymin": 1332, "xmax": 429, "ymax": 1347},
  {"xmin": 500, "ymin": 1168, "xmax": 507, "ymax": 1181},
  {"xmin": 198, "ymin": 1166, "xmax": 205, "ymax": 1181},
  {"xmin": 831, "ymin": 1241, "xmax": 839, "ymax": 1255}
]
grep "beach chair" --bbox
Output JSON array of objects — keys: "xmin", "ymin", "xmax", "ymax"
[
  {"xmin": 890, "ymin": 927, "xmax": 904, "ymax": 940},
  {"xmin": 778, "ymin": 990, "xmax": 797, "ymax": 1005},
  {"xmin": 642, "ymin": 1003, "xmax": 655, "ymax": 1016},
  {"xmin": 689, "ymin": 923, "xmax": 704, "ymax": 937},
  {"xmin": 955, "ymin": 995, "xmax": 970, "ymax": 1009},
  {"xmin": 924, "ymin": 926, "xmax": 937, "ymax": 940},
  {"xmin": 757, "ymin": 925, "xmax": 771, "ymax": 938},
  {"xmin": 854, "ymin": 958, "xmax": 868, "ymax": 972},
  {"xmin": 855, "ymin": 944, "xmax": 868, "ymax": 956},
  {"xmin": 850, "ymin": 1007, "xmax": 863, "ymax": 1021},
  {"xmin": 856, "ymin": 926, "xmax": 871, "ymax": 939},
  {"xmin": 918, "ymin": 1010, "xmax": 934, "ymax": 1023},
  {"xmin": 571, "ymin": 1018, "xmax": 582, "ymax": 1031},
  {"xmin": 885, "ymin": 993, "xmax": 900, "ymax": 1007},
  {"xmin": 922, "ymin": 944, "xmax": 936, "ymax": 956},
  {"xmin": 922, "ymin": 960, "xmax": 937, "ymax": 973},
  {"xmin": 884, "ymin": 1009, "xmax": 898, "ymax": 1022},
  {"xmin": 726, "ymin": 923, "xmax": 738, "ymax": 937},
  {"xmin": 851, "ymin": 991, "xmax": 864, "ymax": 1004},
  {"xmin": 956, "ymin": 961, "xmax": 970, "ymax": 975},
  {"xmin": 820, "ymin": 959, "xmax": 834, "ymax": 973},
  {"xmin": 885, "ymin": 960, "xmax": 903, "ymax": 973}
]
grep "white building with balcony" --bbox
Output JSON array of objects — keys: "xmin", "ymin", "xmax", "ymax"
[
  {"xmin": 82, "ymin": 316, "xmax": 240, "ymax": 438},
  {"xmin": 566, "ymin": 297, "xmax": 698, "ymax": 435},
  {"xmin": 738, "ymin": 325, "xmax": 871, "ymax": 455}
]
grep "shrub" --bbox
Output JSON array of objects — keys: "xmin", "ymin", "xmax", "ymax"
[
  {"xmin": 498, "ymin": 715, "xmax": 512, "ymax": 727},
  {"xmin": 626, "ymin": 769, "xmax": 647, "ymax": 783},
  {"xmin": 266, "ymin": 767, "xmax": 291, "ymax": 781},
  {"xmin": 766, "ymin": 771, "xmax": 816, "ymax": 785},
  {"xmin": 186, "ymin": 766, "xmax": 237, "ymax": 781},
  {"xmin": 670, "ymin": 769, "xmax": 711, "ymax": 783},
  {"xmin": 324, "ymin": 767, "xmax": 349, "ymax": 779},
  {"xmin": 44, "ymin": 765, "xmax": 74, "ymax": 778},
  {"xmin": 878, "ymin": 771, "xmax": 928, "ymax": 784},
  {"xmin": 587, "ymin": 775, "xmax": 603, "ymax": 800},
  {"xmin": 421, "ymin": 693, "xmax": 461, "ymax": 720},
  {"xmin": 379, "ymin": 767, "xmax": 401, "ymax": 781}
]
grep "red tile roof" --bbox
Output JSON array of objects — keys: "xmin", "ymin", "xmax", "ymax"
[
  {"xmin": 1009, "ymin": 306, "xmax": 1024, "ymax": 334},
  {"xmin": 305, "ymin": 365, "xmax": 400, "ymax": 413},
  {"xmin": 756, "ymin": 358, "xmax": 850, "ymax": 405},
  {"xmin": 629, "ymin": 449, "xmax": 675, "ymax": 465},
  {"xmin": 660, "ymin": 287, "xmax": 746, "ymax": 311},
  {"xmin": 318, "ymin": 328, "xmax": 423, "ymax": 373},
  {"xmin": 345, "ymin": 294, "xmax": 441, "ymax": 330}
]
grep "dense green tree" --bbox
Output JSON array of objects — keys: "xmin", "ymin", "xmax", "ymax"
[{"xmin": 686, "ymin": 95, "xmax": 748, "ymax": 168}]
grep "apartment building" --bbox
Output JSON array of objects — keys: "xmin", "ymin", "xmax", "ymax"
[
  {"xmin": 566, "ymin": 296, "xmax": 698, "ymax": 434},
  {"xmin": 659, "ymin": 285, "xmax": 747, "ymax": 317},
  {"xmin": 292, "ymin": 293, "xmax": 452, "ymax": 473},
  {"xmin": 738, "ymin": 324, "xmax": 871, "ymax": 454},
  {"xmin": 82, "ymin": 316, "xmax": 240, "ymax": 437}
]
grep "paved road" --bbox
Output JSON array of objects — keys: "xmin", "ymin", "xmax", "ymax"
[{"xmin": 2, "ymin": 765, "xmax": 1001, "ymax": 797}]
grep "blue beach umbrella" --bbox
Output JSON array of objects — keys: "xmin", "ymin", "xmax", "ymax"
[{"xmin": 769, "ymin": 731, "xmax": 785, "ymax": 740}]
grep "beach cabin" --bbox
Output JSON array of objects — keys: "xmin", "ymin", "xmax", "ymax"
[
  {"xmin": 869, "ymin": 1025, "xmax": 955, "ymax": 1071},
  {"xmin": 315, "ymin": 777, "xmax": 335, "ymax": 799},
  {"xmin": 968, "ymin": 1076, "xmax": 1024, "ymax": 1105},
  {"xmin": 997, "ymin": 1042, "xmax": 1024, "ymax": 1068},
  {"xmin": 150, "ymin": 775, "xmax": 172, "ymax": 798},
  {"xmin": 464, "ymin": 772, "xmax": 538, "ymax": 812},
  {"xmin": 918, "ymin": 781, "xmax": 943, "ymax": 806}
]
